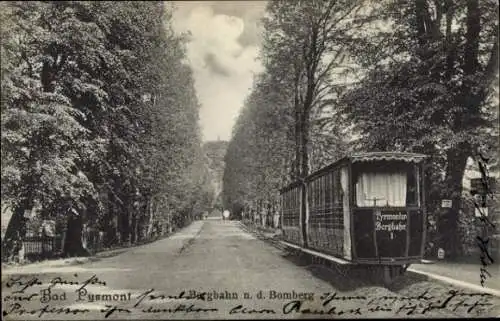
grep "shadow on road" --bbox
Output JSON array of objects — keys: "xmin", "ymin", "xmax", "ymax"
[
  {"xmin": 241, "ymin": 223, "xmax": 430, "ymax": 292},
  {"xmin": 281, "ymin": 247, "xmax": 431, "ymax": 292}
]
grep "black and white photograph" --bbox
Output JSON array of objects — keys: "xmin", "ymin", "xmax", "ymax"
[{"xmin": 1, "ymin": 0, "xmax": 499, "ymax": 319}]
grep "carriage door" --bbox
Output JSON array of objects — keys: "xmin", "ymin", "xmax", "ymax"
[{"xmin": 353, "ymin": 162, "xmax": 410, "ymax": 260}]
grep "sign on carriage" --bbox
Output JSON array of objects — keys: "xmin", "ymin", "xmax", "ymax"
[{"xmin": 375, "ymin": 212, "xmax": 408, "ymax": 232}]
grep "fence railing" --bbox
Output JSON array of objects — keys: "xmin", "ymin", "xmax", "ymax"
[
  {"xmin": 22, "ymin": 236, "xmax": 63, "ymax": 260},
  {"xmin": 84, "ymin": 229, "xmax": 105, "ymax": 254},
  {"xmin": 3, "ymin": 219, "xmax": 199, "ymax": 263}
]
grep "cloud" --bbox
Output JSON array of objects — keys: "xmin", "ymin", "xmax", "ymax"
[
  {"xmin": 209, "ymin": 1, "xmax": 266, "ymax": 47},
  {"xmin": 172, "ymin": 1, "xmax": 266, "ymax": 141}
]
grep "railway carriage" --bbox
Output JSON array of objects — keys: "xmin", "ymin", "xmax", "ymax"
[{"xmin": 280, "ymin": 152, "xmax": 428, "ymax": 285}]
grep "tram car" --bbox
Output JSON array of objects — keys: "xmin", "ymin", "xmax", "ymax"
[{"xmin": 280, "ymin": 152, "xmax": 428, "ymax": 285}]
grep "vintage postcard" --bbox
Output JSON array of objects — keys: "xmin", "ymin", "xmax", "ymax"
[{"xmin": 1, "ymin": 0, "xmax": 499, "ymax": 319}]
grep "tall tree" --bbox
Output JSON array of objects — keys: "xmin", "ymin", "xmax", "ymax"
[
  {"xmin": 2, "ymin": 1, "xmax": 105, "ymax": 257},
  {"xmin": 256, "ymin": 0, "xmax": 367, "ymax": 240},
  {"xmin": 262, "ymin": 0, "xmax": 366, "ymax": 179},
  {"xmin": 340, "ymin": 0, "xmax": 499, "ymax": 256},
  {"xmin": 1, "ymin": 1, "xmax": 206, "ymax": 259}
]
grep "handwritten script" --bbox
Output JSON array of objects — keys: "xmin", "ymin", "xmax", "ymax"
[
  {"xmin": 2, "ymin": 275, "xmax": 498, "ymax": 318},
  {"xmin": 471, "ymin": 149, "xmax": 497, "ymax": 287}
]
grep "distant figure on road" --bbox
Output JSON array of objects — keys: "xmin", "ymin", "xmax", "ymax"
[{"xmin": 223, "ymin": 210, "xmax": 230, "ymax": 222}]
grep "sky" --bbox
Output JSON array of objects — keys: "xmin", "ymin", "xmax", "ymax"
[{"xmin": 171, "ymin": 1, "xmax": 267, "ymax": 142}]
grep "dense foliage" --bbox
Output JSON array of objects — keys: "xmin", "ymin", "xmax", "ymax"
[
  {"xmin": 203, "ymin": 140, "xmax": 229, "ymax": 212},
  {"xmin": 223, "ymin": 0, "xmax": 498, "ymax": 257},
  {"xmin": 1, "ymin": 1, "xmax": 214, "ymax": 259},
  {"xmin": 223, "ymin": 0, "xmax": 360, "ymax": 218},
  {"xmin": 223, "ymin": 73, "xmax": 295, "ymax": 217},
  {"xmin": 339, "ymin": 0, "xmax": 499, "ymax": 256}
]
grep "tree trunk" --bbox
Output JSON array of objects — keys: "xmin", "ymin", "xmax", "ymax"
[
  {"xmin": 131, "ymin": 211, "xmax": 138, "ymax": 244},
  {"xmin": 464, "ymin": 0, "xmax": 480, "ymax": 74},
  {"xmin": 294, "ymin": 104, "xmax": 303, "ymax": 180},
  {"xmin": 301, "ymin": 112, "xmax": 311, "ymax": 178},
  {"xmin": 119, "ymin": 200, "xmax": 131, "ymax": 245},
  {"xmin": 300, "ymin": 113, "xmax": 311, "ymax": 247},
  {"xmin": 2, "ymin": 205, "xmax": 28, "ymax": 261},
  {"xmin": 415, "ymin": 0, "xmax": 430, "ymax": 48},
  {"xmin": 439, "ymin": 146, "xmax": 470, "ymax": 258},
  {"xmin": 103, "ymin": 197, "xmax": 117, "ymax": 247},
  {"xmin": 146, "ymin": 198, "xmax": 154, "ymax": 238},
  {"xmin": 63, "ymin": 214, "xmax": 90, "ymax": 257}
]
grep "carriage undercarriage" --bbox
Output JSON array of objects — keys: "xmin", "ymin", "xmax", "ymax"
[
  {"xmin": 281, "ymin": 242, "xmax": 411, "ymax": 287},
  {"xmin": 280, "ymin": 240, "xmax": 413, "ymax": 287},
  {"xmin": 378, "ymin": 264, "xmax": 409, "ymax": 286}
]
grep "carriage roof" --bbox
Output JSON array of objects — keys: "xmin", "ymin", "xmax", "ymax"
[
  {"xmin": 348, "ymin": 152, "xmax": 428, "ymax": 165},
  {"xmin": 280, "ymin": 152, "xmax": 428, "ymax": 193}
]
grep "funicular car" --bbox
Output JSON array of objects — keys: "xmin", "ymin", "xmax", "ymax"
[{"xmin": 280, "ymin": 152, "xmax": 428, "ymax": 285}]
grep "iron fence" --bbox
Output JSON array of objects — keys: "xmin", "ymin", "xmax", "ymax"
[{"xmin": 22, "ymin": 236, "xmax": 63, "ymax": 260}]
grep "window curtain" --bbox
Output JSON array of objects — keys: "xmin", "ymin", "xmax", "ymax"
[{"xmin": 356, "ymin": 172, "xmax": 407, "ymax": 207}]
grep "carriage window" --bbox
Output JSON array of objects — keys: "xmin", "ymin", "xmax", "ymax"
[
  {"xmin": 356, "ymin": 171, "xmax": 406, "ymax": 207},
  {"xmin": 333, "ymin": 170, "xmax": 343, "ymax": 206},
  {"xmin": 325, "ymin": 173, "xmax": 332, "ymax": 206},
  {"xmin": 320, "ymin": 176, "xmax": 325, "ymax": 208},
  {"xmin": 314, "ymin": 178, "xmax": 318, "ymax": 208},
  {"xmin": 406, "ymin": 166, "xmax": 419, "ymax": 206},
  {"xmin": 355, "ymin": 164, "xmax": 420, "ymax": 207}
]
